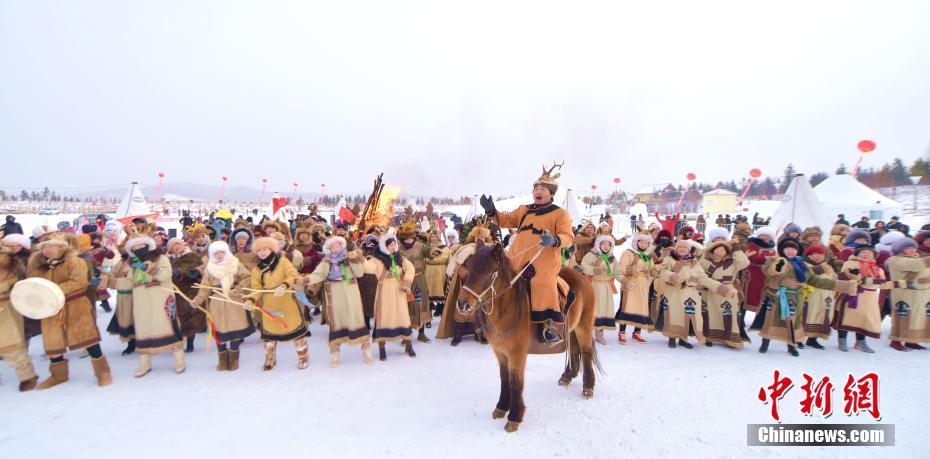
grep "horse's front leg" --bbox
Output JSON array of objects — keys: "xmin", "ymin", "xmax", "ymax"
[
  {"xmin": 505, "ymin": 351, "xmax": 528, "ymax": 433},
  {"xmin": 492, "ymin": 351, "xmax": 510, "ymax": 419}
]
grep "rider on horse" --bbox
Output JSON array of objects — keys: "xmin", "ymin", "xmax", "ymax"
[{"xmin": 479, "ymin": 162, "xmax": 574, "ymax": 345}]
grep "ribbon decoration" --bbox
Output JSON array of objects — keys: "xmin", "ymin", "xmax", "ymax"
[{"xmin": 776, "ymin": 287, "xmax": 799, "ymax": 318}]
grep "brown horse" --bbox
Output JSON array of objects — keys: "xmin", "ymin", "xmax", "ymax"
[{"xmin": 456, "ymin": 241, "xmax": 600, "ymax": 433}]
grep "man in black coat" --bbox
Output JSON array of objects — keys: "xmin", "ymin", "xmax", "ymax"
[
  {"xmin": 2, "ymin": 215, "xmax": 23, "ymax": 235},
  {"xmin": 835, "ymin": 214, "xmax": 849, "ymax": 225},
  {"xmin": 851, "ymin": 216, "xmax": 870, "ymax": 229}
]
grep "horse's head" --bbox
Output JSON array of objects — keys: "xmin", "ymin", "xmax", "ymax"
[{"xmin": 457, "ymin": 240, "xmax": 508, "ymax": 315}]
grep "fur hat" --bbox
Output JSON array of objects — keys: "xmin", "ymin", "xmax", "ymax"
[
  {"xmin": 123, "ymin": 235, "xmax": 156, "ymax": 255},
  {"xmin": 916, "ymin": 231, "xmax": 930, "ymax": 247},
  {"xmin": 534, "ymin": 161, "xmax": 563, "ymax": 195},
  {"xmin": 208, "ymin": 241, "xmax": 233, "ymax": 261},
  {"xmin": 252, "ymin": 236, "xmax": 281, "ymax": 254},
  {"xmin": 830, "ymin": 223, "xmax": 850, "ymax": 237},
  {"xmin": 36, "ymin": 232, "xmax": 75, "ymax": 251},
  {"xmin": 396, "ymin": 219, "xmax": 419, "ymax": 240},
  {"xmin": 878, "ymin": 230, "xmax": 905, "ymax": 247},
  {"xmin": 804, "ymin": 245, "xmax": 826, "ymax": 257},
  {"xmin": 853, "ymin": 243, "xmax": 875, "ymax": 255},
  {"xmin": 229, "ymin": 227, "xmax": 254, "ymax": 253},
  {"xmin": 260, "ymin": 220, "xmax": 291, "ymax": 242},
  {"xmin": 2, "ymin": 233, "xmax": 31, "ymax": 251},
  {"xmin": 323, "ymin": 236, "xmax": 347, "ymax": 255},
  {"xmin": 631, "ymin": 232, "xmax": 653, "ymax": 249},
  {"xmin": 378, "ymin": 233, "xmax": 399, "ymax": 255},
  {"xmin": 705, "ymin": 240, "xmax": 732, "ymax": 256},
  {"xmin": 31, "ymin": 224, "xmax": 54, "ymax": 240},
  {"xmin": 465, "ymin": 224, "xmax": 493, "ymax": 244},
  {"xmin": 166, "ymin": 238, "xmax": 188, "ymax": 253},
  {"xmin": 777, "ymin": 237, "xmax": 802, "ymax": 257},
  {"xmin": 800, "ymin": 226, "xmax": 823, "ymax": 241},
  {"xmin": 445, "ymin": 229, "xmax": 460, "ymax": 246},
  {"xmin": 186, "ymin": 222, "xmax": 210, "ymax": 239},
  {"xmin": 891, "ymin": 237, "xmax": 918, "ymax": 255},
  {"xmin": 593, "ymin": 235, "xmax": 615, "ymax": 254},
  {"xmin": 845, "ymin": 229, "xmax": 871, "ymax": 245},
  {"xmin": 706, "ymin": 227, "xmax": 729, "ymax": 243},
  {"xmin": 783, "ymin": 223, "xmax": 801, "ymax": 236},
  {"xmin": 752, "ymin": 226, "xmax": 776, "ymax": 240}
]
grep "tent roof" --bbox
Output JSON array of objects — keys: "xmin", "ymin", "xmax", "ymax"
[
  {"xmin": 813, "ymin": 174, "xmax": 904, "ymax": 210},
  {"xmin": 114, "ymin": 182, "xmax": 151, "ymax": 218},
  {"xmin": 768, "ymin": 174, "xmax": 833, "ymax": 242}
]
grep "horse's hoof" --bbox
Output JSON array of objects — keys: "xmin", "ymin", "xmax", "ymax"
[
  {"xmin": 504, "ymin": 421, "xmax": 521, "ymax": 433},
  {"xmin": 582, "ymin": 388, "xmax": 594, "ymax": 399},
  {"xmin": 492, "ymin": 408, "xmax": 507, "ymax": 419},
  {"xmin": 558, "ymin": 377, "xmax": 571, "ymax": 387}
]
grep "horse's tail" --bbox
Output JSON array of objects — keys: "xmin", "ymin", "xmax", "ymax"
[{"xmin": 559, "ymin": 267, "xmax": 605, "ymax": 376}]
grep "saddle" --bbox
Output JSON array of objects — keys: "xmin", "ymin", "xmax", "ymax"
[{"xmin": 528, "ymin": 276, "xmax": 576, "ymax": 355}]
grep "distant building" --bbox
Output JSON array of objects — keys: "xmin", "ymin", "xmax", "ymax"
[{"xmin": 701, "ymin": 188, "xmax": 737, "ymax": 216}]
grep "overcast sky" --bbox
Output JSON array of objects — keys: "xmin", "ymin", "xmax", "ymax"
[{"xmin": 2, "ymin": 0, "xmax": 929, "ymax": 198}]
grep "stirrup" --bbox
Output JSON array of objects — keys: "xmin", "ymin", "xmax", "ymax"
[{"xmin": 541, "ymin": 322, "xmax": 563, "ymax": 346}]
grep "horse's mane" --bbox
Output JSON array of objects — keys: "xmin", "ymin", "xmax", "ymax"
[{"xmin": 466, "ymin": 245, "xmax": 529, "ymax": 309}]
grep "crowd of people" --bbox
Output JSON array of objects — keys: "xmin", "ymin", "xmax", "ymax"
[{"xmin": 2, "ymin": 171, "xmax": 929, "ymax": 393}]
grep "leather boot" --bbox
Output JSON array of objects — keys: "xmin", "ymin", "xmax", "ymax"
[
  {"xmin": 174, "ymin": 349, "xmax": 186, "ymax": 374},
  {"xmin": 38, "ymin": 360, "xmax": 69, "ymax": 390},
  {"xmin": 451, "ymin": 331, "xmax": 463, "ymax": 347},
  {"xmin": 417, "ymin": 327, "xmax": 431, "ymax": 344},
  {"xmin": 263, "ymin": 341, "xmax": 277, "ymax": 371},
  {"xmin": 838, "ymin": 337, "xmax": 848, "ymax": 352},
  {"xmin": 378, "ymin": 342, "xmax": 387, "ymax": 361},
  {"xmin": 121, "ymin": 339, "xmax": 136, "ymax": 356},
  {"xmin": 216, "ymin": 350, "xmax": 230, "ymax": 371},
  {"xmin": 595, "ymin": 330, "xmax": 607, "ymax": 345},
  {"xmin": 759, "ymin": 338, "xmax": 770, "ymax": 354},
  {"xmin": 19, "ymin": 376, "xmax": 39, "ymax": 392},
  {"xmin": 228, "ymin": 350, "xmax": 241, "ymax": 371},
  {"xmin": 185, "ymin": 335, "xmax": 195, "ymax": 353},
  {"xmin": 135, "ymin": 354, "xmax": 152, "ymax": 378},
  {"xmin": 296, "ymin": 337, "xmax": 309, "ymax": 370},
  {"xmin": 404, "ymin": 339, "xmax": 416, "ymax": 357},
  {"xmin": 91, "ymin": 356, "xmax": 113, "ymax": 387}
]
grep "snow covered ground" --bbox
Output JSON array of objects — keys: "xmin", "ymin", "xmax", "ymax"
[{"xmin": 1, "ymin": 305, "xmax": 926, "ymax": 458}]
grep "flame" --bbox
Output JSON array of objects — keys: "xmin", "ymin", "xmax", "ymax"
[{"xmin": 369, "ymin": 185, "xmax": 401, "ymax": 227}]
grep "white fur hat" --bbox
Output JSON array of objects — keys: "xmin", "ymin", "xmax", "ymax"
[
  {"xmin": 879, "ymin": 230, "xmax": 905, "ymax": 246},
  {"xmin": 378, "ymin": 233, "xmax": 399, "ymax": 255},
  {"xmin": 323, "ymin": 236, "xmax": 347, "ymax": 255},
  {"xmin": 752, "ymin": 226, "xmax": 776, "ymax": 239},
  {"xmin": 208, "ymin": 241, "xmax": 233, "ymax": 261},
  {"xmin": 2, "ymin": 233, "xmax": 31, "ymax": 251},
  {"xmin": 594, "ymin": 235, "xmax": 615, "ymax": 254},
  {"xmin": 445, "ymin": 229, "xmax": 459, "ymax": 245},
  {"xmin": 631, "ymin": 232, "xmax": 653, "ymax": 248},
  {"xmin": 124, "ymin": 235, "xmax": 156, "ymax": 255},
  {"xmin": 707, "ymin": 227, "xmax": 730, "ymax": 243}
]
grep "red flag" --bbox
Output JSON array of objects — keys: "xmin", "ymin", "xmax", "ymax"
[{"xmin": 339, "ymin": 206, "xmax": 356, "ymax": 223}]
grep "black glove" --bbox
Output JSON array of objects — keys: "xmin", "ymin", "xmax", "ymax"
[
  {"xmin": 187, "ymin": 270, "xmax": 202, "ymax": 281},
  {"xmin": 479, "ymin": 194, "xmax": 497, "ymax": 217},
  {"xmin": 775, "ymin": 259, "xmax": 786, "ymax": 271},
  {"xmin": 539, "ymin": 230, "xmax": 559, "ymax": 247},
  {"xmin": 849, "ymin": 268, "xmax": 860, "ymax": 275}
]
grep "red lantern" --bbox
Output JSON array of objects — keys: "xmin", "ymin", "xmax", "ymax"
[
  {"xmin": 293, "ymin": 182, "xmax": 299, "ymax": 188},
  {"xmin": 222, "ymin": 176, "xmax": 228, "ymax": 181},
  {"xmin": 857, "ymin": 140, "xmax": 876, "ymax": 153},
  {"xmin": 613, "ymin": 177, "xmax": 621, "ymax": 184},
  {"xmin": 749, "ymin": 168, "xmax": 761, "ymax": 178},
  {"xmin": 158, "ymin": 172, "xmax": 165, "ymax": 178},
  {"xmin": 591, "ymin": 185, "xmax": 597, "ymax": 190},
  {"xmin": 686, "ymin": 173, "xmax": 696, "ymax": 181},
  {"xmin": 262, "ymin": 178, "xmax": 268, "ymax": 183}
]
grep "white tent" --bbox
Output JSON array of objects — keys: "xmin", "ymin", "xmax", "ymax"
[
  {"xmin": 768, "ymin": 174, "xmax": 834, "ymax": 242},
  {"xmin": 813, "ymin": 174, "xmax": 905, "ymax": 222},
  {"xmin": 560, "ymin": 189, "xmax": 585, "ymax": 223},
  {"xmin": 114, "ymin": 182, "xmax": 151, "ymax": 218}
]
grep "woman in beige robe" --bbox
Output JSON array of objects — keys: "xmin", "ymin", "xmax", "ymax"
[
  {"xmin": 616, "ymin": 233, "xmax": 655, "ymax": 344},
  {"xmin": 303, "ymin": 236, "xmax": 372, "ymax": 367},
  {"xmin": 656, "ymin": 240, "xmax": 736, "ymax": 349},
  {"xmin": 363, "ymin": 234, "xmax": 416, "ymax": 361},
  {"xmin": 887, "ymin": 238, "xmax": 930, "ymax": 350},
  {"xmin": 801, "ymin": 245, "xmax": 837, "ymax": 348},
  {"xmin": 190, "ymin": 241, "xmax": 255, "ymax": 371},
  {"xmin": 0, "ymin": 251, "xmax": 38, "ymax": 391},
  {"xmin": 833, "ymin": 245, "xmax": 887, "ymax": 353},
  {"xmin": 580, "ymin": 235, "xmax": 624, "ymax": 345},
  {"xmin": 698, "ymin": 240, "xmax": 749, "ymax": 349},
  {"xmin": 425, "ymin": 229, "xmax": 450, "ymax": 316},
  {"xmin": 250, "ymin": 236, "xmax": 308, "ymax": 371},
  {"xmin": 124, "ymin": 235, "xmax": 185, "ymax": 377}
]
